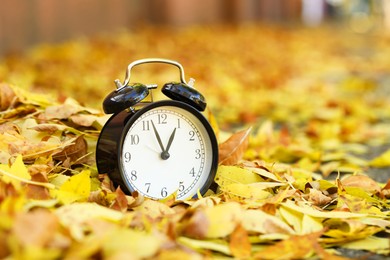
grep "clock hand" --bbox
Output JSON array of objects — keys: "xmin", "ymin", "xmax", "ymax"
[
  {"xmin": 151, "ymin": 120, "xmax": 165, "ymax": 153},
  {"xmin": 160, "ymin": 128, "xmax": 176, "ymax": 160},
  {"xmin": 165, "ymin": 128, "xmax": 176, "ymax": 154}
]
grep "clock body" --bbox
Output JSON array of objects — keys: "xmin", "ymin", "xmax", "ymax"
[{"xmin": 96, "ymin": 100, "xmax": 218, "ymax": 200}]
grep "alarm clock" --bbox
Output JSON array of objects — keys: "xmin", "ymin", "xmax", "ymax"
[{"xmin": 96, "ymin": 58, "xmax": 218, "ymax": 200}]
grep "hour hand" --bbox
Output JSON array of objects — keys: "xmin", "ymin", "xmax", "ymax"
[
  {"xmin": 151, "ymin": 120, "xmax": 165, "ymax": 153},
  {"xmin": 165, "ymin": 128, "xmax": 176, "ymax": 154}
]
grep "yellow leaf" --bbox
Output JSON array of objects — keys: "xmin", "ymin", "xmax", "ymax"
[
  {"xmin": 215, "ymin": 165, "xmax": 263, "ymax": 186},
  {"xmin": 157, "ymin": 248, "xmax": 203, "ymax": 260},
  {"xmin": 134, "ymin": 199, "xmax": 175, "ymax": 219},
  {"xmin": 281, "ymin": 200, "xmax": 366, "ymax": 219},
  {"xmin": 0, "ymin": 195, "xmax": 26, "ymax": 215},
  {"xmin": 229, "ymin": 224, "xmax": 251, "ymax": 259},
  {"xmin": 102, "ymin": 229, "xmax": 162, "ymax": 259},
  {"xmin": 337, "ymin": 191, "xmax": 385, "ymax": 215},
  {"xmin": 178, "ymin": 237, "xmax": 231, "ymax": 256},
  {"xmin": 323, "ymin": 218, "xmax": 380, "ymax": 244},
  {"xmin": 279, "ymin": 205, "xmax": 303, "ymax": 233},
  {"xmin": 369, "ymin": 149, "xmax": 390, "ymax": 167},
  {"xmin": 341, "ymin": 236, "xmax": 390, "ymax": 255},
  {"xmin": 51, "ymin": 170, "xmax": 91, "ymax": 204},
  {"xmin": 55, "ymin": 202, "xmax": 124, "ymax": 240},
  {"xmin": 13, "ymin": 86, "xmax": 56, "ymax": 108},
  {"xmin": 205, "ymin": 202, "xmax": 242, "ymax": 238},
  {"xmin": 248, "ymin": 166, "xmax": 282, "ymax": 182},
  {"xmin": 0, "ymin": 154, "xmax": 30, "ymax": 189},
  {"xmin": 242, "ymin": 209, "xmax": 295, "ymax": 235},
  {"xmin": 301, "ymin": 214, "xmax": 324, "ymax": 234},
  {"xmin": 223, "ymin": 183, "xmax": 272, "ymax": 200}
]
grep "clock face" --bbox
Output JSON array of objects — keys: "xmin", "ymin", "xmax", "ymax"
[{"xmin": 118, "ymin": 101, "xmax": 218, "ymax": 200}]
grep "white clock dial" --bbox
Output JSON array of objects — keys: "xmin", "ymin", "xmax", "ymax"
[{"xmin": 119, "ymin": 102, "xmax": 215, "ymax": 200}]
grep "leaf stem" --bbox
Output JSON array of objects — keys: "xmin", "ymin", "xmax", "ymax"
[{"xmin": 0, "ymin": 168, "xmax": 56, "ymax": 189}]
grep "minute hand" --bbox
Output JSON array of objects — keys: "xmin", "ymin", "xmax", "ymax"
[{"xmin": 151, "ymin": 120, "xmax": 165, "ymax": 153}]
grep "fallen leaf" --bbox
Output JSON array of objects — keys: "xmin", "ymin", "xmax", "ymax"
[
  {"xmin": 12, "ymin": 209, "xmax": 59, "ymax": 247},
  {"xmin": 281, "ymin": 200, "xmax": 366, "ymax": 219},
  {"xmin": 204, "ymin": 202, "xmax": 242, "ymax": 238},
  {"xmin": 253, "ymin": 231, "xmax": 324, "ymax": 259},
  {"xmin": 369, "ymin": 149, "xmax": 390, "ymax": 167},
  {"xmin": 43, "ymin": 98, "xmax": 98, "ymax": 120},
  {"xmin": 0, "ymin": 83, "xmax": 18, "ymax": 111},
  {"xmin": 380, "ymin": 179, "xmax": 390, "ymax": 198},
  {"xmin": 341, "ymin": 174, "xmax": 381, "ymax": 194},
  {"xmin": 178, "ymin": 237, "xmax": 231, "ymax": 256},
  {"xmin": 134, "ymin": 199, "xmax": 175, "ymax": 219},
  {"xmin": 52, "ymin": 135, "xmax": 88, "ymax": 163},
  {"xmin": 102, "ymin": 228, "xmax": 163, "ymax": 259},
  {"xmin": 0, "ymin": 154, "xmax": 31, "ymax": 189},
  {"xmin": 222, "ymin": 183, "xmax": 272, "ymax": 201},
  {"xmin": 70, "ymin": 114, "xmax": 101, "ymax": 127},
  {"xmin": 229, "ymin": 224, "xmax": 251, "ymax": 259},
  {"xmin": 109, "ymin": 186, "xmax": 129, "ymax": 212},
  {"xmin": 341, "ymin": 236, "xmax": 390, "ymax": 255},
  {"xmin": 215, "ymin": 165, "xmax": 263, "ymax": 186},
  {"xmin": 219, "ymin": 127, "xmax": 252, "ymax": 165},
  {"xmin": 55, "ymin": 202, "xmax": 124, "ymax": 240},
  {"xmin": 51, "ymin": 170, "xmax": 91, "ymax": 204},
  {"xmin": 29, "ymin": 123, "xmax": 68, "ymax": 135},
  {"xmin": 182, "ymin": 209, "xmax": 209, "ymax": 239},
  {"xmin": 242, "ymin": 209, "xmax": 295, "ymax": 235},
  {"xmin": 306, "ymin": 188, "xmax": 333, "ymax": 206},
  {"xmin": 25, "ymin": 172, "xmax": 51, "ymax": 200}
]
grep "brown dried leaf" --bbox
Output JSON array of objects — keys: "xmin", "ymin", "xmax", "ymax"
[
  {"xmin": 254, "ymin": 231, "xmax": 324, "ymax": 259},
  {"xmin": 229, "ymin": 224, "xmax": 251, "ymax": 259},
  {"xmin": 43, "ymin": 102, "xmax": 81, "ymax": 120},
  {"xmin": 2, "ymin": 105, "xmax": 37, "ymax": 119},
  {"xmin": 110, "ymin": 186, "xmax": 129, "ymax": 212},
  {"xmin": 29, "ymin": 123, "xmax": 68, "ymax": 135},
  {"xmin": 306, "ymin": 188, "xmax": 333, "ymax": 206},
  {"xmin": 380, "ymin": 179, "xmax": 390, "ymax": 198},
  {"xmin": 218, "ymin": 127, "xmax": 252, "ymax": 165},
  {"xmin": 70, "ymin": 114, "xmax": 100, "ymax": 127},
  {"xmin": 134, "ymin": 199, "xmax": 175, "ymax": 219},
  {"xmin": 12, "ymin": 209, "xmax": 59, "ymax": 247},
  {"xmin": 52, "ymin": 135, "xmax": 88, "ymax": 163},
  {"xmin": 0, "ymin": 122, "xmax": 21, "ymax": 135},
  {"xmin": 341, "ymin": 175, "xmax": 381, "ymax": 194},
  {"xmin": 182, "ymin": 209, "xmax": 209, "ymax": 239},
  {"xmin": 43, "ymin": 98, "xmax": 100, "ymax": 120},
  {"xmin": 0, "ymin": 83, "xmax": 18, "ymax": 111},
  {"xmin": 25, "ymin": 172, "xmax": 51, "ymax": 200}
]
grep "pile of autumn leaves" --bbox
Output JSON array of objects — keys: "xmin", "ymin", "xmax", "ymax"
[
  {"xmin": 0, "ymin": 82, "xmax": 389, "ymax": 259},
  {"xmin": 0, "ymin": 25, "xmax": 390, "ymax": 258}
]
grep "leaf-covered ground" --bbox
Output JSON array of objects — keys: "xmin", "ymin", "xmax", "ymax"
[{"xmin": 0, "ymin": 24, "xmax": 390, "ymax": 259}]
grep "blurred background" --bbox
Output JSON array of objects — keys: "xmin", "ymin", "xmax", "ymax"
[
  {"xmin": 1, "ymin": 0, "xmax": 389, "ymax": 56},
  {"xmin": 1, "ymin": 0, "xmax": 390, "ymax": 129}
]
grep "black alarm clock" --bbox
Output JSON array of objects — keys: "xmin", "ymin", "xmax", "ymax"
[{"xmin": 96, "ymin": 58, "xmax": 218, "ymax": 200}]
